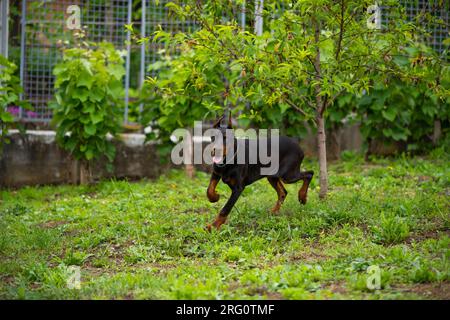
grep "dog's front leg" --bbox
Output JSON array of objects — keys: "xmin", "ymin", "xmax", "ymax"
[
  {"xmin": 206, "ymin": 172, "xmax": 221, "ymax": 203},
  {"xmin": 207, "ymin": 185, "xmax": 243, "ymax": 231}
]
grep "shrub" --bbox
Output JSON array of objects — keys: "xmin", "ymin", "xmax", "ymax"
[
  {"xmin": 0, "ymin": 55, "xmax": 31, "ymax": 154},
  {"xmin": 51, "ymin": 41, "xmax": 125, "ymax": 181},
  {"xmin": 358, "ymin": 80, "xmax": 450, "ymax": 151}
]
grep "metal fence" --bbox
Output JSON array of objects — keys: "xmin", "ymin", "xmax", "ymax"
[
  {"xmin": 402, "ymin": 0, "xmax": 449, "ymax": 55},
  {"xmin": 12, "ymin": 0, "xmax": 450, "ymax": 123},
  {"xmin": 18, "ymin": 0, "xmax": 131, "ymax": 122},
  {"xmin": 0, "ymin": 0, "xmax": 8, "ymax": 57}
]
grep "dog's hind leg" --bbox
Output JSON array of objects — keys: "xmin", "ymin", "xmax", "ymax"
[
  {"xmin": 268, "ymin": 177, "xmax": 288, "ymax": 214},
  {"xmin": 282, "ymin": 170, "xmax": 314, "ymax": 205},
  {"xmin": 298, "ymin": 170, "xmax": 314, "ymax": 204}
]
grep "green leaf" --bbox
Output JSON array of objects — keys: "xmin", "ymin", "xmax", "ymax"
[
  {"xmin": 85, "ymin": 148, "xmax": 94, "ymax": 160},
  {"xmin": 382, "ymin": 108, "xmax": 397, "ymax": 121},
  {"xmin": 77, "ymin": 69, "xmax": 95, "ymax": 89},
  {"xmin": 89, "ymin": 88, "xmax": 105, "ymax": 102},
  {"xmin": 391, "ymin": 130, "xmax": 407, "ymax": 141},
  {"xmin": 108, "ymin": 64, "xmax": 125, "ymax": 80},
  {"xmin": 1, "ymin": 112, "xmax": 14, "ymax": 122},
  {"xmin": 84, "ymin": 124, "xmax": 97, "ymax": 136},
  {"xmin": 90, "ymin": 112, "xmax": 104, "ymax": 124},
  {"xmin": 72, "ymin": 88, "xmax": 89, "ymax": 102},
  {"xmin": 382, "ymin": 128, "xmax": 393, "ymax": 137}
]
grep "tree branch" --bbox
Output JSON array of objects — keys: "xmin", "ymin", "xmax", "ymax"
[{"xmin": 335, "ymin": 0, "xmax": 345, "ymax": 61}]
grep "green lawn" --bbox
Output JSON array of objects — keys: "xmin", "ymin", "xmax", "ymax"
[{"xmin": 0, "ymin": 152, "xmax": 449, "ymax": 299}]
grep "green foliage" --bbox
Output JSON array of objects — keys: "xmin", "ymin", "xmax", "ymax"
[
  {"xmin": 351, "ymin": 42, "xmax": 450, "ymax": 150},
  {"xmin": 51, "ymin": 42, "xmax": 125, "ymax": 165},
  {"xmin": 358, "ymin": 79, "xmax": 450, "ymax": 148},
  {"xmin": 0, "ymin": 55, "xmax": 30, "ymax": 153},
  {"xmin": 132, "ymin": 0, "xmax": 447, "ymax": 157},
  {"xmin": 410, "ymin": 259, "xmax": 439, "ymax": 283},
  {"xmin": 137, "ymin": 51, "xmax": 222, "ymax": 149},
  {"xmin": 371, "ymin": 213, "xmax": 411, "ymax": 245},
  {"xmin": 0, "ymin": 155, "xmax": 448, "ymax": 299}
]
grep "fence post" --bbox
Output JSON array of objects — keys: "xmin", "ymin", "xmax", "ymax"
[
  {"xmin": 241, "ymin": 1, "xmax": 246, "ymax": 30},
  {"xmin": 255, "ymin": 0, "xmax": 263, "ymax": 35},
  {"xmin": 19, "ymin": 0, "xmax": 26, "ymax": 120},
  {"xmin": 124, "ymin": 0, "xmax": 132, "ymax": 125},
  {"xmin": 139, "ymin": 0, "xmax": 146, "ymax": 118},
  {"xmin": 0, "ymin": 0, "xmax": 9, "ymax": 58}
]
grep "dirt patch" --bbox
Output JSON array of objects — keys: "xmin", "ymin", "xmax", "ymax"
[
  {"xmin": 396, "ymin": 282, "xmax": 450, "ymax": 300},
  {"xmin": 248, "ymin": 287, "xmax": 283, "ymax": 300},
  {"xmin": 182, "ymin": 207, "xmax": 210, "ymax": 215},
  {"xmin": 62, "ymin": 228, "xmax": 80, "ymax": 237},
  {"xmin": 265, "ymin": 291, "xmax": 284, "ymax": 300},
  {"xmin": 122, "ymin": 293, "xmax": 135, "ymax": 300},
  {"xmin": 0, "ymin": 275, "xmax": 16, "ymax": 286},
  {"xmin": 417, "ymin": 175, "xmax": 433, "ymax": 184},
  {"xmin": 139, "ymin": 262, "xmax": 178, "ymax": 273},
  {"xmin": 227, "ymin": 282, "xmax": 284, "ymax": 299},
  {"xmin": 326, "ymin": 281, "xmax": 348, "ymax": 295},
  {"xmin": 83, "ymin": 266, "xmax": 114, "ymax": 277},
  {"xmin": 290, "ymin": 241, "xmax": 333, "ymax": 263},
  {"xmin": 290, "ymin": 251, "xmax": 330, "ymax": 263},
  {"xmin": 38, "ymin": 220, "xmax": 68, "ymax": 229},
  {"xmin": 30, "ymin": 282, "xmax": 41, "ymax": 290},
  {"xmin": 406, "ymin": 228, "xmax": 450, "ymax": 244}
]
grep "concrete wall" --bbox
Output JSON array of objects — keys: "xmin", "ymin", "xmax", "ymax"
[
  {"xmin": 0, "ymin": 127, "xmax": 364, "ymax": 188},
  {"xmin": 0, "ymin": 131, "xmax": 161, "ymax": 188}
]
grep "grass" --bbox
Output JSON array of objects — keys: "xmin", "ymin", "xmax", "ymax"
[{"xmin": 0, "ymin": 152, "xmax": 449, "ymax": 300}]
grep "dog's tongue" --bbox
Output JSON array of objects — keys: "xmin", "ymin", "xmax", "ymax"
[{"xmin": 213, "ymin": 155, "xmax": 222, "ymax": 164}]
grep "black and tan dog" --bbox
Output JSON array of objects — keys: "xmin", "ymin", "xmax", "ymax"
[{"xmin": 206, "ymin": 114, "xmax": 314, "ymax": 231}]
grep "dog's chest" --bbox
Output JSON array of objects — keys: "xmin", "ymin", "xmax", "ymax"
[{"xmin": 222, "ymin": 175, "xmax": 239, "ymax": 187}]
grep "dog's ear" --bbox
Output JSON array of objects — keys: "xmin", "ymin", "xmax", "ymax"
[
  {"xmin": 227, "ymin": 111, "xmax": 233, "ymax": 129},
  {"xmin": 213, "ymin": 114, "xmax": 225, "ymax": 128}
]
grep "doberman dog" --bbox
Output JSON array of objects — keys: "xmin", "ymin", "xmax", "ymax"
[{"xmin": 206, "ymin": 114, "xmax": 314, "ymax": 231}]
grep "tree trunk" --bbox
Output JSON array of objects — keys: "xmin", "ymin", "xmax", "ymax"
[
  {"xmin": 184, "ymin": 129, "xmax": 195, "ymax": 179},
  {"xmin": 432, "ymin": 119, "xmax": 441, "ymax": 146},
  {"xmin": 79, "ymin": 160, "xmax": 91, "ymax": 185},
  {"xmin": 317, "ymin": 115, "xmax": 328, "ymax": 199},
  {"xmin": 312, "ymin": 17, "xmax": 328, "ymax": 199},
  {"xmin": 71, "ymin": 159, "xmax": 80, "ymax": 184}
]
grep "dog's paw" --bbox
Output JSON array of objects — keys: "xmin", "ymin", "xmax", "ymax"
[
  {"xmin": 207, "ymin": 192, "xmax": 220, "ymax": 203},
  {"xmin": 270, "ymin": 205, "xmax": 281, "ymax": 215},
  {"xmin": 206, "ymin": 215, "xmax": 226, "ymax": 231},
  {"xmin": 299, "ymin": 191, "xmax": 307, "ymax": 204},
  {"xmin": 205, "ymin": 223, "xmax": 219, "ymax": 232}
]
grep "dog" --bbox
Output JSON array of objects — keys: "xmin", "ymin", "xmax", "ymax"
[{"xmin": 206, "ymin": 114, "xmax": 314, "ymax": 231}]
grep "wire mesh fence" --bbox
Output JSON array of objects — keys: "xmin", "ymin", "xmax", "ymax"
[
  {"xmin": 141, "ymin": 0, "xmax": 197, "ymax": 78},
  {"xmin": 402, "ymin": 0, "xmax": 449, "ymax": 55},
  {"xmin": 19, "ymin": 0, "xmax": 131, "ymax": 122},
  {"xmin": 0, "ymin": 0, "xmax": 9, "ymax": 57}
]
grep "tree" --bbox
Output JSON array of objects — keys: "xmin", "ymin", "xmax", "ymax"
[
  {"xmin": 133, "ymin": 0, "xmax": 448, "ymax": 198},
  {"xmin": 245, "ymin": 0, "xmax": 447, "ymax": 197}
]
